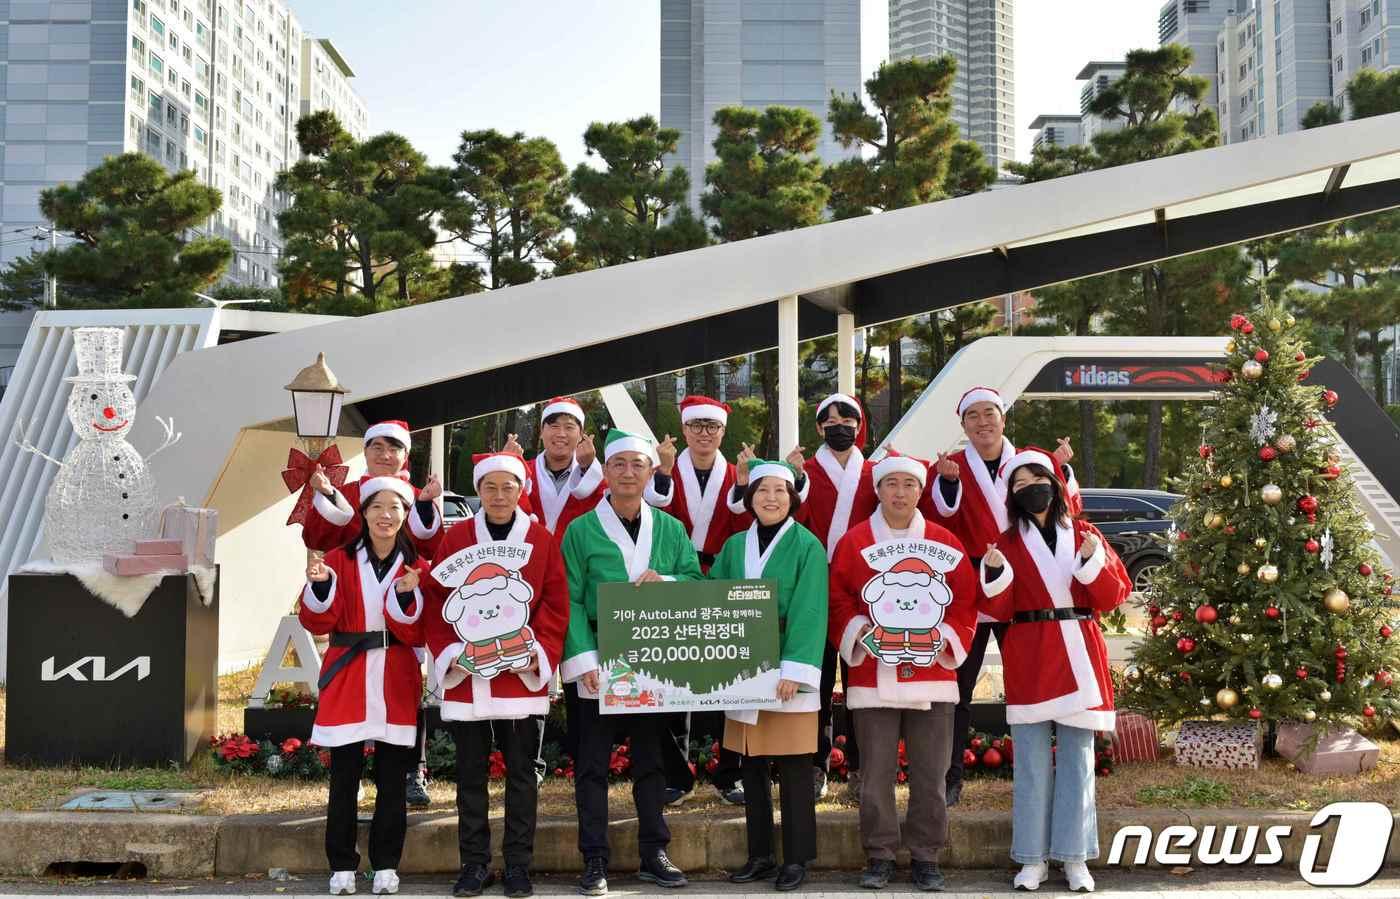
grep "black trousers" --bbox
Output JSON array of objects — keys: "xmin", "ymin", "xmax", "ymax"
[
  {"xmin": 574, "ymin": 698, "xmax": 670, "ymax": 863},
  {"xmin": 665, "ymin": 711, "xmax": 741, "ymax": 792},
  {"xmin": 415, "ymin": 706, "xmax": 428, "ymax": 773},
  {"xmin": 326, "ymin": 741, "xmax": 417, "ymax": 872},
  {"xmin": 947, "ymin": 620, "xmax": 1008, "ymax": 785},
  {"xmin": 741, "ymin": 754, "xmax": 817, "ymax": 865},
  {"xmin": 451, "ymin": 717, "xmax": 542, "ymax": 869},
  {"xmin": 562, "ymin": 682, "xmax": 581, "ymax": 759},
  {"xmin": 816, "ymin": 643, "xmax": 861, "ymax": 772}
]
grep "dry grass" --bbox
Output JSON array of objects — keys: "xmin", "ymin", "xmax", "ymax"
[{"xmin": 3, "ymin": 667, "xmax": 1399, "ymax": 816}]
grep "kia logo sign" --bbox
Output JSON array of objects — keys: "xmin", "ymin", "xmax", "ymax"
[{"xmin": 41, "ymin": 656, "xmax": 151, "ymax": 682}]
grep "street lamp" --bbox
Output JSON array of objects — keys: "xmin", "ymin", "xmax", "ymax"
[{"xmin": 284, "ymin": 352, "xmax": 348, "ymax": 455}]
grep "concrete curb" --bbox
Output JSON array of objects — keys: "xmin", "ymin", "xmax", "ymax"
[{"xmin": 0, "ymin": 807, "xmax": 1392, "ymax": 877}]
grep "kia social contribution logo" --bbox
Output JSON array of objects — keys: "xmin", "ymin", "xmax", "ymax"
[{"xmin": 1107, "ymin": 801, "xmax": 1392, "ymax": 886}]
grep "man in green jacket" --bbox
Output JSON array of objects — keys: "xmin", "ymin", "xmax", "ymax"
[{"xmin": 560, "ymin": 429, "xmax": 703, "ymax": 895}]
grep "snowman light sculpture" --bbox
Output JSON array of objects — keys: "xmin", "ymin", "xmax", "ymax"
[{"xmin": 15, "ymin": 327, "xmax": 181, "ymax": 563}]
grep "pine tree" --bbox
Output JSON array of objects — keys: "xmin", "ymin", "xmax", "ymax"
[{"xmin": 1124, "ymin": 298, "xmax": 1400, "ymax": 729}]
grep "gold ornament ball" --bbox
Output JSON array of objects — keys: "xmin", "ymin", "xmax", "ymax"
[
  {"xmin": 1219, "ymin": 474, "xmax": 1234, "ymax": 488},
  {"xmin": 1303, "ymin": 709, "xmax": 1317, "ymax": 722},
  {"xmin": 1216, "ymin": 688, "xmax": 1240, "ymax": 709},
  {"xmin": 1268, "ymin": 319, "xmax": 1282, "ymax": 332},
  {"xmin": 1206, "ymin": 513, "xmax": 1224, "ymax": 529},
  {"xmin": 1286, "ymin": 314, "xmax": 1296, "ymax": 327},
  {"xmin": 1275, "ymin": 434, "xmax": 1296, "ymax": 453},
  {"xmin": 1241, "ymin": 360, "xmax": 1265, "ymax": 380},
  {"xmin": 1260, "ymin": 484, "xmax": 1284, "ymax": 506},
  {"xmin": 1254, "ymin": 537, "xmax": 1270, "ymax": 550},
  {"xmin": 1226, "ymin": 339, "xmax": 1237, "ymax": 353},
  {"xmin": 1237, "ymin": 562, "xmax": 1252, "ymax": 575},
  {"xmin": 1323, "ymin": 588, "xmax": 1350, "ymax": 613},
  {"xmin": 1257, "ymin": 564, "xmax": 1280, "ymax": 584},
  {"xmin": 1319, "ymin": 690, "xmax": 1332, "ymax": 702},
  {"xmin": 1262, "ymin": 673, "xmax": 1283, "ymax": 690}
]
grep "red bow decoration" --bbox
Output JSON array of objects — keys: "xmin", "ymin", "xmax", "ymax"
[{"xmin": 282, "ymin": 445, "xmax": 349, "ymax": 526}]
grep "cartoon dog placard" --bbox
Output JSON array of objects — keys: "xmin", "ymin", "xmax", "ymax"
[
  {"xmin": 859, "ymin": 557, "xmax": 952, "ymax": 667},
  {"xmin": 440, "ymin": 560, "xmax": 537, "ymax": 680}
]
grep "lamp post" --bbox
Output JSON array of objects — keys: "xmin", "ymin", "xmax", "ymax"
[{"xmin": 284, "ymin": 352, "xmax": 348, "ymax": 458}]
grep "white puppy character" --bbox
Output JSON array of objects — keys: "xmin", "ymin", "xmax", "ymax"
[
  {"xmin": 860, "ymin": 557, "xmax": 952, "ymax": 666},
  {"xmin": 442, "ymin": 562, "xmax": 536, "ymax": 679}
]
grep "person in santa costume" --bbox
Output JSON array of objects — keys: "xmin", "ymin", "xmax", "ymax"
[
  {"xmin": 920, "ymin": 387, "xmax": 1078, "ymax": 807},
  {"xmin": 794, "ymin": 392, "xmax": 876, "ymax": 799},
  {"xmin": 300, "ymin": 477, "xmax": 432, "ymax": 897},
  {"xmin": 559, "ymin": 429, "xmax": 703, "ymax": 895},
  {"xmin": 828, "ymin": 452, "xmax": 977, "ymax": 892},
  {"xmin": 708, "ymin": 459, "xmax": 827, "ymax": 892},
  {"xmin": 525, "ymin": 396, "xmax": 606, "ymax": 539},
  {"xmin": 406, "ymin": 452, "xmax": 568, "ymax": 899},
  {"xmin": 305, "ymin": 419, "xmax": 447, "ymax": 810},
  {"xmin": 978, "ymin": 448, "xmax": 1130, "ymax": 894}
]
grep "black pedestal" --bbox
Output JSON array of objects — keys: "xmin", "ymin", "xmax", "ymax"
[
  {"xmin": 242, "ymin": 703, "xmax": 451, "ymax": 746},
  {"xmin": 6, "ymin": 570, "xmax": 219, "ymax": 767}
]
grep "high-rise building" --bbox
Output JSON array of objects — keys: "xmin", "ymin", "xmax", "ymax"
[
  {"xmin": 660, "ymin": 0, "xmax": 862, "ymax": 217},
  {"xmin": 300, "ymin": 37, "xmax": 367, "ymax": 141},
  {"xmin": 889, "ymin": 0, "xmax": 1015, "ymax": 175},
  {"xmin": 1158, "ymin": 0, "xmax": 1233, "ymax": 108},
  {"xmin": 1029, "ymin": 114, "xmax": 1082, "ymax": 151},
  {"xmin": 1077, "ymin": 60, "xmax": 1127, "ymax": 143},
  {"xmin": 0, "ymin": 0, "xmax": 364, "ymax": 291}
]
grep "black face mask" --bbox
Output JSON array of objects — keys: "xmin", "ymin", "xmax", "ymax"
[
  {"xmin": 1013, "ymin": 483, "xmax": 1054, "ymax": 514},
  {"xmin": 823, "ymin": 423, "xmax": 857, "ymax": 452}
]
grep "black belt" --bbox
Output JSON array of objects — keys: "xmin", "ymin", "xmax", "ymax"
[
  {"xmin": 1013, "ymin": 607, "xmax": 1094, "ymax": 624},
  {"xmin": 319, "ymin": 630, "xmax": 404, "ymax": 690}
]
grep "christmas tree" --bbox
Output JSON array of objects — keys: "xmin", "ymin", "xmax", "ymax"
[{"xmin": 1123, "ymin": 299, "xmax": 1400, "ymax": 730}]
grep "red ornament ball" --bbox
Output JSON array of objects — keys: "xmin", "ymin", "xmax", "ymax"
[
  {"xmin": 1242, "ymin": 323, "xmax": 1255, "ymax": 334},
  {"xmin": 1151, "ymin": 614, "xmax": 1168, "ymax": 629},
  {"xmin": 1335, "ymin": 646, "xmax": 1348, "ymax": 660},
  {"xmin": 1298, "ymin": 495, "xmax": 1319, "ymax": 513},
  {"xmin": 1364, "ymin": 706, "xmax": 1376, "ymax": 718},
  {"xmin": 963, "ymin": 749, "xmax": 978, "ymax": 767},
  {"xmin": 1172, "ymin": 611, "xmax": 1184, "ymax": 622},
  {"xmin": 1295, "ymin": 352, "xmax": 1306, "ymax": 362},
  {"xmin": 1180, "ymin": 671, "xmax": 1192, "ymax": 682},
  {"xmin": 1265, "ymin": 606, "xmax": 1281, "ymax": 620},
  {"xmin": 1324, "ymin": 389, "xmax": 1339, "ymax": 407},
  {"xmin": 1198, "ymin": 444, "xmax": 1214, "ymax": 458},
  {"xmin": 1149, "ymin": 604, "xmax": 1161, "ymax": 616},
  {"xmin": 1360, "ymin": 564, "xmax": 1373, "ymax": 576},
  {"xmin": 1254, "ymin": 350, "xmax": 1270, "ymax": 363},
  {"xmin": 1259, "ymin": 446, "xmax": 1278, "ymax": 462},
  {"xmin": 1249, "ymin": 708, "xmax": 1263, "ymax": 719},
  {"xmin": 1296, "ymin": 667, "xmax": 1309, "ymax": 680},
  {"xmin": 1195, "ymin": 605, "xmax": 1218, "ymax": 624},
  {"xmin": 1225, "ymin": 525, "xmax": 1237, "ymax": 535},
  {"xmin": 1382, "ymin": 626, "xmax": 1393, "ymax": 639},
  {"xmin": 981, "ymin": 747, "xmax": 1003, "ymax": 769},
  {"xmin": 970, "ymin": 737, "xmax": 983, "ymax": 750},
  {"xmin": 1378, "ymin": 671, "xmax": 1394, "ymax": 687},
  {"xmin": 1305, "ymin": 539, "xmax": 1320, "ymax": 554},
  {"xmin": 1298, "ymin": 369, "xmax": 1312, "ymax": 382},
  {"xmin": 1323, "ymin": 465, "xmax": 1342, "ymax": 480},
  {"xmin": 1177, "ymin": 637, "xmax": 1196, "ymax": 654},
  {"xmin": 1229, "ymin": 313, "xmax": 1248, "ymax": 330}
]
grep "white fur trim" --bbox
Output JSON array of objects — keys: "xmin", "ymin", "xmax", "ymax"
[
  {"xmin": 435, "ymin": 643, "xmax": 469, "ymax": 691},
  {"xmin": 312, "ymin": 487, "xmax": 354, "ymax": 527},
  {"xmin": 517, "ymin": 643, "xmax": 553, "ymax": 692},
  {"xmin": 681, "ymin": 403, "xmax": 728, "ymax": 424},
  {"xmin": 677, "ymin": 449, "xmax": 727, "ymax": 552},
  {"xmin": 1073, "ymin": 535, "xmax": 1108, "ymax": 585},
  {"xmin": 440, "ymin": 696, "xmax": 547, "ymax": 722},
  {"xmin": 726, "ymin": 487, "xmax": 747, "ymax": 515},
  {"xmin": 359, "ymin": 476, "xmax": 414, "ymax": 508},
  {"xmin": 571, "ymin": 458, "xmax": 604, "ymax": 499},
  {"xmin": 957, "ymin": 387, "xmax": 1004, "ymax": 416},
  {"xmin": 970, "ymin": 440, "xmax": 1015, "ymax": 532},
  {"xmin": 872, "ymin": 455, "xmax": 927, "ymax": 490},
  {"xmin": 935, "ymin": 622, "xmax": 967, "ymax": 670},
  {"xmin": 932, "ymin": 475, "xmax": 961, "ymax": 516},
  {"xmin": 749, "ymin": 462, "xmax": 795, "ymax": 486},
  {"xmin": 876, "ymin": 663, "xmax": 958, "ymax": 705},
  {"xmin": 604, "ymin": 435, "xmax": 658, "ymax": 465},
  {"xmin": 365, "ymin": 421, "xmax": 411, "ymax": 451},
  {"xmin": 473, "ymin": 454, "xmax": 528, "ymax": 488},
  {"xmin": 780, "ymin": 659, "xmax": 821, "ymax": 689},
  {"xmin": 560, "ymin": 650, "xmax": 600, "ymax": 683},
  {"xmin": 839, "ymin": 615, "xmax": 872, "ymax": 667},
  {"xmin": 301, "ymin": 572, "xmax": 336, "ymax": 614},
  {"xmin": 311, "ymin": 721, "xmax": 417, "ymax": 748},
  {"xmin": 541, "ymin": 399, "xmax": 585, "ymax": 426},
  {"xmin": 1007, "ymin": 695, "xmax": 1115, "ymax": 732},
  {"xmin": 795, "ymin": 471, "xmax": 810, "ymax": 503},
  {"xmin": 980, "ymin": 558, "xmax": 1014, "ymax": 598},
  {"xmin": 816, "ymin": 393, "xmax": 861, "ymax": 420},
  {"xmin": 816, "ymin": 444, "xmax": 864, "ymax": 560},
  {"xmin": 643, "ymin": 473, "xmax": 675, "ymax": 508},
  {"xmin": 1000, "ymin": 449, "xmax": 1058, "ymax": 484},
  {"xmin": 407, "ymin": 498, "xmax": 440, "ymax": 541},
  {"xmin": 384, "ymin": 584, "xmax": 424, "ymax": 625}
]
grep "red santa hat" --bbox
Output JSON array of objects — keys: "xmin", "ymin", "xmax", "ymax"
[
  {"xmin": 816, "ymin": 392, "xmax": 869, "ymax": 450},
  {"xmin": 540, "ymin": 396, "xmax": 586, "ymax": 427},
  {"xmin": 364, "ymin": 420, "xmax": 412, "ymax": 454},
  {"xmin": 872, "ymin": 449, "xmax": 929, "ymax": 490},
  {"xmin": 459, "ymin": 561, "xmax": 532, "ymax": 602},
  {"xmin": 357, "ymin": 475, "xmax": 415, "ymax": 509},
  {"xmin": 472, "ymin": 452, "xmax": 528, "ymax": 490},
  {"xmin": 956, "ymin": 386, "xmax": 1005, "ymax": 417},
  {"xmin": 679, "ymin": 395, "xmax": 730, "ymax": 425},
  {"xmin": 886, "ymin": 556, "xmax": 937, "ymax": 587},
  {"xmin": 998, "ymin": 446, "xmax": 1065, "ymax": 489}
]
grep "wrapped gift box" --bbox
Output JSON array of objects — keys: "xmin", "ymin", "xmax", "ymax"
[
  {"xmin": 1110, "ymin": 710, "xmax": 1160, "ymax": 763},
  {"xmin": 159, "ymin": 503, "xmax": 217, "ymax": 568},
  {"xmin": 1174, "ymin": 720, "xmax": 1262, "ymax": 770},
  {"xmin": 134, "ymin": 539, "xmax": 183, "ymax": 555},
  {"xmin": 103, "ymin": 552, "xmax": 188, "ymax": 576},
  {"xmin": 1275, "ymin": 722, "xmax": 1378, "ymax": 775}
]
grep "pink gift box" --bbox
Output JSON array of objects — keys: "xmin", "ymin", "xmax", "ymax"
[
  {"xmin": 134, "ymin": 539, "xmax": 183, "ymax": 555},
  {"xmin": 102, "ymin": 552, "xmax": 188, "ymax": 576},
  {"xmin": 1275, "ymin": 723, "xmax": 1378, "ymax": 775},
  {"xmin": 158, "ymin": 502, "xmax": 217, "ymax": 568}
]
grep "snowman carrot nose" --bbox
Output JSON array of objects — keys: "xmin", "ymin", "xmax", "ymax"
[{"xmin": 102, "ymin": 407, "xmax": 116, "ymax": 419}]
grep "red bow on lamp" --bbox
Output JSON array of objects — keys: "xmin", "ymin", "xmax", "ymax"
[{"xmin": 282, "ymin": 445, "xmax": 349, "ymax": 526}]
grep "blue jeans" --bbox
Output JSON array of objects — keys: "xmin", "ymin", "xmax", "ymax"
[{"xmin": 1009, "ymin": 721, "xmax": 1099, "ymax": 863}]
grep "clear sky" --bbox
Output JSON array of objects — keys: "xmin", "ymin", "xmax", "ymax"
[{"xmin": 293, "ymin": 0, "xmax": 1164, "ymax": 170}]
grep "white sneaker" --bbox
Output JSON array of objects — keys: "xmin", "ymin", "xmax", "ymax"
[
  {"xmin": 329, "ymin": 870, "xmax": 357, "ymax": 895},
  {"xmin": 1063, "ymin": 861, "xmax": 1095, "ymax": 892},
  {"xmin": 371, "ymin": 869, "xmax": 400, "ymax": 895},
  {"xmin": 1013, "ymin": 861, "xmax": 1048, "ymax": 891}
]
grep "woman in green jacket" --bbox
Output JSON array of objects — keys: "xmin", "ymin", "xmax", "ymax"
[{"xmin": 710, "ymin": 459, "xmax": 829, "ymax": 891}]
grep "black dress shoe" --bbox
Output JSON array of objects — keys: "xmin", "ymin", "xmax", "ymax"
[
  {"xmin": 860, "ymin": 858, "xmax": 895, "ymax": 889},
  {"xmin": 503, "ymin": 865, "xmax": 534, "ymax": 898},
  {"xmin": 945, "ymin": 779, "xmax": 963, "ymax": 808},
  {"xmin": 453, "ymin": 864, "xmax": 495, "ymax": 897},
  {"xmin": 729, "ymin": 856, "xmax": 778, "ymax": 883},
  {"xmin": 912, "ymin": 860, "xmax": 945, "ymax": 892},
  {"xmin": 638, "ymin": 851, "xmax": 688, "ymax": 888},
  {"xmin": 578, "ymin": 857, "xmax": 608, "ymax": 896},
  {"xmin": 776, "ymin": 863, "xmax": 807, "ymax": 891}
]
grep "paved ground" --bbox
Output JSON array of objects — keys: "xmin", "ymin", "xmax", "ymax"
[{"xmin": 0, "ymin": 868, "xmax": 1395, "ymax": 897}]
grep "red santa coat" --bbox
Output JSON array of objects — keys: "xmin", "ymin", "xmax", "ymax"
[
  {"xmin": 298, "ymin": 546, "xmax": 429, "ymax": 747},
  {"xmin": 410, "ymin": 509, "xmax": 569, "ymax": 721},
  {"xmin": 643, "ymin": 449, "xmax": 751, "ymax": 565},
  {"xmin": 977, "ymin": 518, "xmax": 1130, "ymax": 731},
  {"xmin": 796, "ymin": 446, "xmax": 879, "ymax": 561},
  {"xmin": 304, "ymin": 473, "xmax": 445, "ymax": 560},
  {"xmin": 828, "ymin": 511, "xmax": 978, "ymax": 709},
  {"xmin": 527, "ymin": 453, "xmax": 605, "ymax": 539}
]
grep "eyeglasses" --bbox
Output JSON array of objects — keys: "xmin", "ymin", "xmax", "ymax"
[{"xmin": 685, "ymin": 421, "xmax": 723, "ymax": 435}]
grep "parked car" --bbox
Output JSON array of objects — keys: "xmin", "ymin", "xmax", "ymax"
[
  {"xmin": 441, "ymin": 491, "xmax": 479, "ymax": 529},
  {"xmin": 1077, "ymin": 488, "xmax": 1183, "ymax": 593}
]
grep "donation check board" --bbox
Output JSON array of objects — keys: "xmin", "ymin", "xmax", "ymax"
[{"xmin": 597, "ymin": 579, "xmax": 780, "ymax": 714}]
